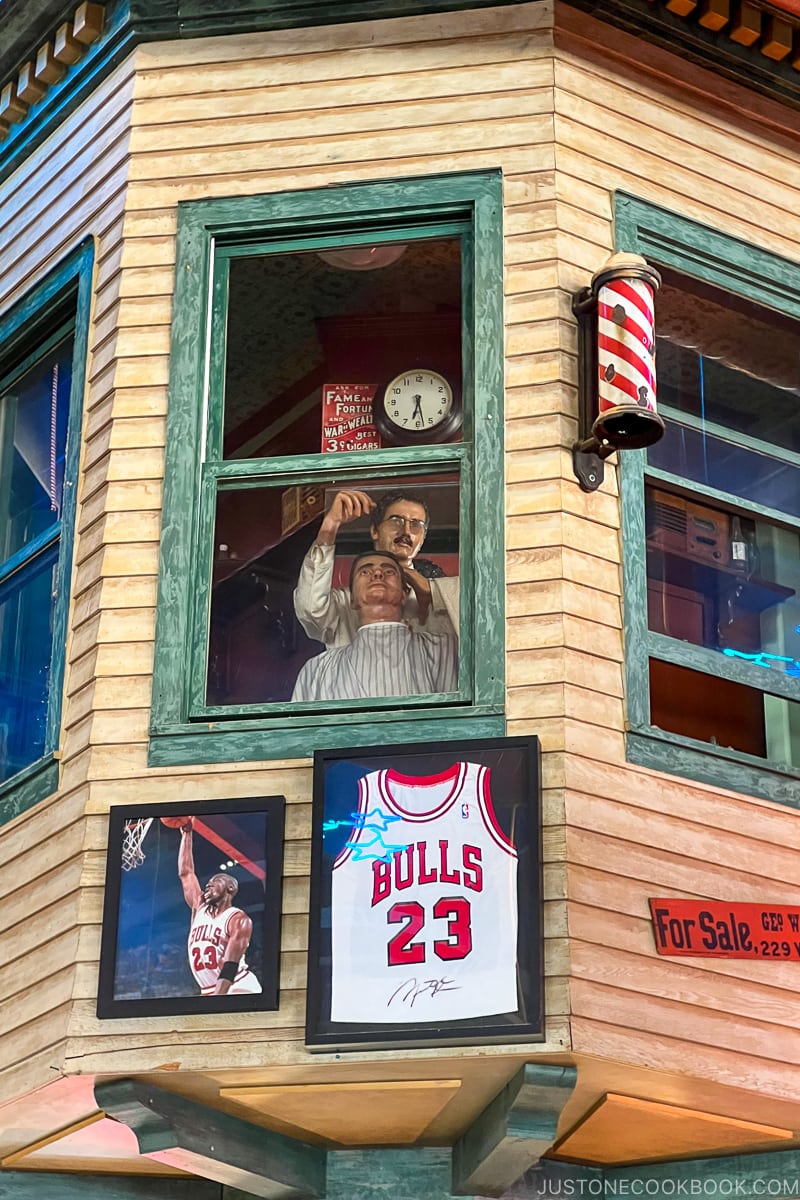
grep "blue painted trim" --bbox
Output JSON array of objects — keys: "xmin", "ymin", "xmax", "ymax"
[
  {"xmin": 46, "ymin": 241, "xmax": 95, "ymax": 755},
  {"xmin": 0, "ymin": 2, "xmax": 135, "ymax": 187},
  {"xmin": 0, "ymin": 522, "xmax": 59, "ymax": 587}
]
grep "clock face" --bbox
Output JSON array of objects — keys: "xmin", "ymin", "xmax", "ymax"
[{"xmin": 375, "ymin": 369, "xmax": 462, "ymax": 444}]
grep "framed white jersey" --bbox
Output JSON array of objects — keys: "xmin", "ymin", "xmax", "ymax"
[
  {"xmin": 331, "ymin": 761, "xmax": 518, "ymax": 1022},
  {"xmin": 307, "ymin": 736, "xmax": 542, "ymax": 1051}
]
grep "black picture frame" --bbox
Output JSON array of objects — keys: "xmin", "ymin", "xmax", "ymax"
[
  {"xmin": 306, "ymin": 736, "xmax": 542, "ymax": 1050},
  {"xmin": 97, "ymin": 796, "xmax": 285, "ymax": 1019}
]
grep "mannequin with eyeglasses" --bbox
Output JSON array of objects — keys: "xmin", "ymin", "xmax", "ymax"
[{"xmin": 293, "ymin": 488, "xmax": 459, "ymax": 649}]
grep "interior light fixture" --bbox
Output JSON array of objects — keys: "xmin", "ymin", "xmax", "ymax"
[{"xmin": 317, "ymin": 244, "xmax": 407, "ymax": 271}]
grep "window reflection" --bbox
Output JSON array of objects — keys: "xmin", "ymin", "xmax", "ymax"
[
  {"xmin": 649, "ymin": 660, "xmax": 800, "ymax": 769},
  {"xmin": 0, "ymin": 336, "xmax": 72, "ymax": 561},
  {"xmin": 0, "ymin": 544, "xmax": 58, "ymax": 783},
  {"xmin": 646, "ymin": 486, "xmax": 800, "ymax": 668},
  {"xmin": 645, "ymin": 268, "xmax": 800, "ymax": 772}
]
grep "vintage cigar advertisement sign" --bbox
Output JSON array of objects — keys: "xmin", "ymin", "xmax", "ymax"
[{"xmin": 321, "ymin": 383, "xmax": 382, "ymax": 453}]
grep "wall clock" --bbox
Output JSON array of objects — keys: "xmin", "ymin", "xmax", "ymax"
[{"xmin": 373, "ymin": 367, "xmax": 462, "ymax": 444}]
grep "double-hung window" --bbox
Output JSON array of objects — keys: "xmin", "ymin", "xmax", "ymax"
[
  {"xmin": 618, "ymin": 196, "xmax": 800, "ymax": 804},
  {"xmin": 0, "ymin": 242, "xmax": 93, "ymax": 822},
  {"xmin": 151, "ymin": 173, "xmax": 505, "ymax": 765}
]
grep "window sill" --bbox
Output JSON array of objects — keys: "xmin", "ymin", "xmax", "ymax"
[
  {"xmin": 149, "ymin": 707, "xmax": 505, "ymax": 767},
  {"xmin": 0, "ymin": 754, "xmax": 59, "ymax": 828},
  {"xmin": 627, "ymin": 728, "xmax": 800, "ymax": 808}
]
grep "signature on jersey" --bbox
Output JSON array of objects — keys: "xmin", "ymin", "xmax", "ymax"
[{"xmin": 387, "ymin": 976, "xmax": 460, "ymax": 1008}]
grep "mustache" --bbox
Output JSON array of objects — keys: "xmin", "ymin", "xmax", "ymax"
[{"xmin": 393, "ymin": 533, "xmax": 413, "ymax": 546}]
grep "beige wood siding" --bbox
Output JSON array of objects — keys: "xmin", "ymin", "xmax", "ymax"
[
  {"xmin": 0, "ymin": 61, "xmax": 135, "ymax": 1107},
  {"xmin": 553, "ymin": 3, "xmax": 800, "ymax": 1105},
  {"xmin": 43, "ymin": 2, "xmax": 573, "ymax": 1079}
]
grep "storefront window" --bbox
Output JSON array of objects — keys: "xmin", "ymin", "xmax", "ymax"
[{"xmin": 152, "ymin": 174, "xmax": 505, "ymax": 765}]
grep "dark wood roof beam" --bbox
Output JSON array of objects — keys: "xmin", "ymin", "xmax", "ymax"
[
  {"xmin": 0, "ymin": 82, "xmax": 28, "ymax": 131},
  {"xmin": 730, "ymin": 1, "xmax": 762, "ymax": 44},
  {"xmin": 762, "ymin": 13, "xmax": 794, "ymax": 56},
  {"xmin": 698, "ymin": 0, "xmax": 731, "ymax": 29},
  {"xmin": 34, "ymin": 41, "xmax": 67, "ymax": 85},
  {"xmin": 16, "ymin": 63, "xmax": 47, "ymax": 106}
]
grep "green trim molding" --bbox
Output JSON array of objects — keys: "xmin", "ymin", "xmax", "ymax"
[
  {"xmin": 616, "ymin": 193, "xmax": 800, "ymax": 805},
  {"xmin": 150, "ymin": 171, "xmax": 506, "ymax": 768},
  {"xmin": 0, "ymin": 1177, "xmax": 235, "ymax": 1200},
  {"xmin": 0, "ymin": 755, "xmax": 59, "ymax": 828},
  {"xmin": 0, "ymin": 238, "xmax": 94, "ymax": 828}
]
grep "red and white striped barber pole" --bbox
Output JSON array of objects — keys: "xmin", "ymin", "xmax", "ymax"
[{"xmin": 591, "ymin": 252, "xmax": 664, "ymax": 449}]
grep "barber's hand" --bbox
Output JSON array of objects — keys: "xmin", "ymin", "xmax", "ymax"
[
  {"xmin": 317, "ymin": 490, "xmax": 376, "ymax": 545},
  {"xmin": 402, "ymin": 565, "xmax": 432, "ymax": 625}
]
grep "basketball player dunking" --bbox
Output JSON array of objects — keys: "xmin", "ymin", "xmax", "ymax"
[{"xmin": 177, "ymin": 820, "xmax": 261, "ymax": 996}]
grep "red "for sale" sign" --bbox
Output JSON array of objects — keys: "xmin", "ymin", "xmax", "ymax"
[{"xmin": 650, "ymin": 898, "xmax": 800, "ymax": 960}]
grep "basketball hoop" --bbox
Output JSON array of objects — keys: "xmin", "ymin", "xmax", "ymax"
[{"xmin": 122, "ymin": 818, "xmax": 153, "ymax": 871}]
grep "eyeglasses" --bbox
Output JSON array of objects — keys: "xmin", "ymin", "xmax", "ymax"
[{"xmin": 380, "ymin": 514, "xmax": 427, "ymax": 534}]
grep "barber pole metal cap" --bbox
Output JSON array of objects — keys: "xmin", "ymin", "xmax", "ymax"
[{"xmin": 591, "ymin": 252, "xmax": 665, "ymax": 450}]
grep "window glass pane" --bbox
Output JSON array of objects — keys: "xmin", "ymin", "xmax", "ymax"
[
  {"xmin": 649, "ymin": 659, "xmax": 800, "ymax": 770},
  {"xmin": 207, "ymin": 475, "xmax": 460, "ymax": 706},
  {"xmin": 648, "ymin": 421, "xmax": 799, "ymax": 520},
  {"xmin": 0, "ymin": 333, "xmax": 73, "ymax": 562},
  {"xmin": 646, "ymin": 485, "xmax": 800, "ymax": 672},
  {"xmin": 222, "ymin": 237, "xmax": 463, "ymax": 458},
  {"xmin": 655, "ymin": 267, "xmax": 800, "ymax": 455},
  {"xmin": 0, "ymin": 542, "xmax": 58, "ymax": 783},
  {"xmin": 651, "ymin": 269, "xmax": 800, "ymax": 516}
]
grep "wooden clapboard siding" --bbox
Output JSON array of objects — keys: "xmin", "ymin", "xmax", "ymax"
[
  {"xmin": 548, "ymin": 4, "xmax": 800, "ymax": 1102},
  {"xmin": 42, "ymin": 1, "xmax": 572, "ymax": 1075},
  {"xmin": 565, "ymin": 758, "xmax": 800, "ymax": 1089},
  {"xmin": 0, "ymin": 55, "xmax": 135, "ymax": 1104},
  {"xmin": 554, "ymin": 11, "xmax": 800, "ymax": 259}
]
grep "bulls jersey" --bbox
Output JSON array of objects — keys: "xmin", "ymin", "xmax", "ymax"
[
  {"xmin": 188, "ymin": 903, "xmax": 261, "ymax": 995},
  {"xmin": 330, "ymin": 761, "xmax": 518, "ymax": 1023}
]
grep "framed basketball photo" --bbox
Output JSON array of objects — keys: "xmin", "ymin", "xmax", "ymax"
[
  {"xmin": 306, "ymin": 736, "xmax": 543, "ymax": 1050},
  {"xmin": 97, "ymin": 796, "xmax": 285, "ymax": 1019}
]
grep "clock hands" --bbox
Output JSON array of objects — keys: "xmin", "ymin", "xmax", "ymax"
[{"xmin": 411, "ymin": 394, "xmax": 423, "ymax": 423}]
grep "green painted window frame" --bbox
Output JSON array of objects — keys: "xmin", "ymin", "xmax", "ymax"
[
  {"xmin": 616, "ymin": 193, "xmax": 800, "ymax": 807},
  {"xmin": 150, "ymin": 173, "xmax": 506, "ymax": 767},
  {"xmin": 0, "ymin": 239, "xmax": 95, "ymax": 828}
]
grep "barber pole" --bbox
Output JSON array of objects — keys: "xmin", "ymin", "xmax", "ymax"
[{"xmin": 591, "ymin": 253, "xmax": 664, "ymax": 449}]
